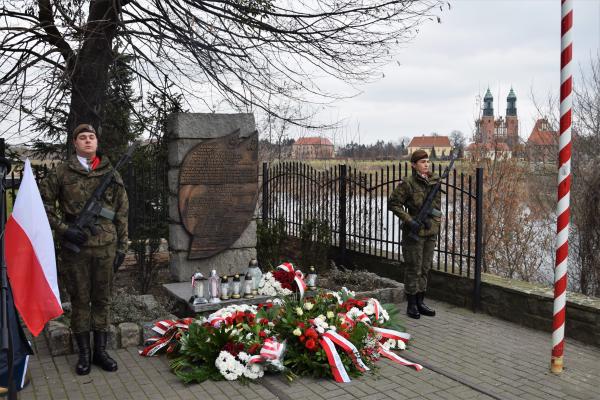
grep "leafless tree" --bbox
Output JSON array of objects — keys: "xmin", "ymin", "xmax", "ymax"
[
  {"xmin": 530, "ymin": 53, "xmax": 600, "ymax": 295},
  {"xmin": 0, "ymin": 0, "xmax": 443, "ymax": 150}
]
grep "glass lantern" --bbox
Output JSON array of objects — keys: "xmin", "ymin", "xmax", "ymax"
[
  {"xmin": 306, "ymin": 266, "xmax": 317, "ymax": 290},
  {"xmin": 232, "ymin": 274, "xmax": 242, "ymax": 299},
  {"xmin": 244, "ymin": 273, "xmax": 254, "ymax": 298},
  {"xmin": 208, "ymin": 270, "xmax": 221, "ymax": 303},
  {"xmin": 191, "ymin": 272, "xmax": 207, "ymax": 305},
  {"xmin": 247, "ymin": 259, "xmax": 262, "ymax": 295},
  {"xmin": 220, "ymin": 275, "xmax": 230, "ymax": 300}
]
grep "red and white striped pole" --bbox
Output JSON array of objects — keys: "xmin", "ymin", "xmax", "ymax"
[{"xmin": 551, "ymin": 0, "xmax": 573, "ymax": 375}]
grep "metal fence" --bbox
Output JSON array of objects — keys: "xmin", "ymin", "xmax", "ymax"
[
  {"xmin": 0, "ymin": 139, "xmax": 167, "ymax": 239},
  {"xmin": 260, "ymin": 161, "xmax": 484, "ymax": 304}
]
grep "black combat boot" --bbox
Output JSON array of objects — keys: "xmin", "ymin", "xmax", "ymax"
[
  {"xmin": 92, "ymin": 331, "xmax": 118, "ymax": 372},
  {"xmin": 74, "ymin": 332, "xmax": 91, "ymax": 375},
  {"xmin": 406, "ymin": 294, "xmax": 421, "ymax": 319},
  {"xmin": 416, "ymin": 292, "xmax": 436, "ymax": 317}
]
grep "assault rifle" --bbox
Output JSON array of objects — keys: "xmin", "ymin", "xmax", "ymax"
[
  {"xmin": 407, "ymin": 151, "xmax": 457, "ymax": 241},
  {"xmin": 63, "ymin": 142, "xmax": 138, "ymax": 253}
]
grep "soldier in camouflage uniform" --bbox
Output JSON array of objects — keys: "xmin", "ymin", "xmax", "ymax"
[
  {"xmin": 40, "ymin": 124, "xmax": 128, "ymax": 375},
  {"xmin": 388, "ymin": 149, "xmax": 441, "ymax": 319}
]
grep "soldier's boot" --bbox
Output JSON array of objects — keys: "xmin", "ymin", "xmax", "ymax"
[
  {"xmin": 92, "ymin": 331, "xmax": 118, "ymax": 372},
  {"xmin": 416, "ymin": 292, "xmax": 436, "ymax": 317},
  {"xmin": 406, "ymin": 294, "xmax": 420, "ymax": 319},
  {"xmin": 74, "ymin": 332, "xmax": 91, "ymax": 375}
]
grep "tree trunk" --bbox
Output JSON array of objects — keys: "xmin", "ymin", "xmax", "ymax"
[{"xmin": 66, "ymin": 1, "xmax": 119, "ymax": 152}]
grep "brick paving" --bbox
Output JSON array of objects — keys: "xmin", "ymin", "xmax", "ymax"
[{"xmin": 17, "ymin": 299, "xmax": 600, "ymax": 400}]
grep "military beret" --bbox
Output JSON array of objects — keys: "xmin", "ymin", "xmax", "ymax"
[
  {"xmin": 410, "ymin": 149, "xmax": 429, "ymax": 164},
  {"xmin": 73, "ymin": 123, "xmax": 96, "ymax": 139}
]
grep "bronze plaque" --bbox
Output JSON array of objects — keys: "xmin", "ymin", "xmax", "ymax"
[{"xmin": 178, "ymin": 129, "xmax": 258, "ymax": 259}]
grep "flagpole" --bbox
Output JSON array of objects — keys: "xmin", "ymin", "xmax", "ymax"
[{"xmin": 0, "ymin": 137, "xmax": 18, "ymax": 399}]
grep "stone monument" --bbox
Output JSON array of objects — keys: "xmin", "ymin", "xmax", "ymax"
[{"xmin": 168, "ymin": 113, "xmax": 258, "ymax": 281}]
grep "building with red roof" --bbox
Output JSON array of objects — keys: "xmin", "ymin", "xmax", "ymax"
[
  {"xmin": 526, "ymin": 119, "xmax": 557, "ymax": 163},
  {"xmin": 407, "ymin": 135, "xmax": 452, "ymax": 159},
  {"xmin": 291, "ymin": 137, "xmax": 335, "ymax": 159}
]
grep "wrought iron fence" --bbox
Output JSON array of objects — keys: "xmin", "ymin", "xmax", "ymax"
[
  {"xmin": 260, "ymin": 161, "xmax": 484, "ymax": 284},
  {"xmin": 0, "ymin": 141, "xmax": 167, "ymax": 240}
]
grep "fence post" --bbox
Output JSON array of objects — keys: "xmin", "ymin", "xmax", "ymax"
[
  {"xmin": 338, "ymin": 164, "xmax": 347, "ymax": 263},
  {"xmin": 473, "ymin": 167, "xmax": 484, "ymax": 312},
  {"xmin": 0, "ymin": 138, "xmax": 5, "ymax": 218},
  {"xmin": 262, "ymin": 162, "xmax": 269, "ymax": 222}
]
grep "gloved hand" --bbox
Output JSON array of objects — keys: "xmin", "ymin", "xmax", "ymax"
[
  {"xmin": 63, "ymin": 225, "xmax": 88, "ymax": 246},
  {"xmin": 113, "ymin": 251, "xmax": 125, "ymax": 273},
  {"xmin": 407, "ymin": 219, "xmax": 421, "ymax": 232},
  {"xmin": 423, "ymin": 219, "xmax": 432, "ymax": 230}
]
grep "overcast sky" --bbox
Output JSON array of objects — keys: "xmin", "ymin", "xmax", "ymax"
[{"xmin": 297, "ymin": 0, "xmax": 600, "ymax": 146}]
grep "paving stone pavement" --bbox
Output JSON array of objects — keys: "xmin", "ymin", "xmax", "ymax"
[{"xmin": 17, "ymin": 299, "xmax": 600, "ymax": 400}]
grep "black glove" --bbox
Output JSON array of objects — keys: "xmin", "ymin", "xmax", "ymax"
[
  {"xmin": 113, "ymin": 251, "xmax": 125, "ymax": 273},
  {"xmin": 423, "ymin": 219, "xmax": 432, "ymax": 230},
  {"xmin": 63, "ymin": 225, "xmax": 88, "ymax": 246},
  {"xmin": 407, "ymin": 219, "xmax": 421, "ymax": 232}
]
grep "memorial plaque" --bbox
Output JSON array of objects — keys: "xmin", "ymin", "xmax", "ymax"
[{"xmin": 178, "ymin": 129, "xmax": 258, "ymax": 259}]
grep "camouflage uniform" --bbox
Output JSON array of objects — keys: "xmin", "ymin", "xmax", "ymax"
[
  {"xmin": 388, "ymin": 172, "xmax": 442, "ymax": 295},
  {"xmin": 40, "ymin": 154, "xmax": 128, "ymax": 333}
]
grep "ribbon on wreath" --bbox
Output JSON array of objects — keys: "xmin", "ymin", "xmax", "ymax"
[
  {"xmin": 140, "ymin": 318, "xmax": 193, "ymax": 357},
  {"xmin": 378, "ymin": 343, "xmax": 423, "ymax": 371},
  {"xmin": 277, "ymin": 262, "xmax": 307, "ymax": 298},
  {"xmin": 318, "ymin": 329, "xmax": 371, "ymax": 383},
  {"xmin": 248, "ymin": 338, "xmax": 286, "ymax": 370},
  {"xmin": 338, "ymin": 298, "xmax": 422, "ymax": 372}
]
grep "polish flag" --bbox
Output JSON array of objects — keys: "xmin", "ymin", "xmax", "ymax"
[{"xmin": 5, "ymin": 159, "xmax": 63, "ymax": 336}]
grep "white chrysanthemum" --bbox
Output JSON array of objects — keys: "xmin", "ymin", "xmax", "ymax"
[
  {"xmin": 304, "ymin": 302, "xmax": 314, "ymax": 310},
  {"xmin": 243, "ymin": 362, "xmax": 264, "ymax": 379},
  {"xmin": 346, "ymin": 307, "xmax": 362, "ymax": 320},
  {"xmin": 258, "ymin": 272, "xmax": 295, "ymax": 297},
  {"xmin": 363, "ymin": 303, "xmax": 375, "ymax": 316},
  {"xmin": 215, "ymin": 351, "xmax": 245, "ymax": 381},
  {"xmin": 238, "ymin": 352, "xmax": 250, "ymax": 362}
]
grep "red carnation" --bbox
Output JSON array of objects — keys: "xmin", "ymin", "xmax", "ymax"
[
  {"xmin": 248, "ymin": 343, "xmax": 260, "ymax": 354},
  {"xmin": 305, "ymin": 328, "xmax": 318, "ymax": 339},
  {"xmin": 246, "ymin": 314, "xmax": 255, "ymax": 323},
  {"xmin": 223, "ymin": 342, "xmax": 244, "ymax": 356},
  {"xmin": 272, "ymin": 270, "xmax": 295, "ymax": 291},
  {"xmin": 305, "ymin": 339, "xmax": 318, "ymax": 351},
  {"xmin": 259, "ymin": 330, "xmax": 267, "ymax": 338},
  {"xmin": 297, "ymin": 322, "xmax": 305, "ymax": 329},
  {"xmin": 259, "ymin": 318, "xmax": 269, "ymax": 325}
]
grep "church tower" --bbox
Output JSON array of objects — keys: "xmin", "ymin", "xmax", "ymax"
[
  {"xmin": 480, "ymin": 88, "xmax": 495, "ymax": 143},
  {"xmin": 505, "ymin": 88, "xmax": 519, "ymax": 149}
]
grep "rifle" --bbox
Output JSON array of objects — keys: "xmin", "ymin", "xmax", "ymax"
[
  {"xmin": 63, "ymin": 142, "xmax": 138, "ymax": 253},
  {"xmin": 407, "ymin": 151, "xmax": 457, "ymax": 241}
]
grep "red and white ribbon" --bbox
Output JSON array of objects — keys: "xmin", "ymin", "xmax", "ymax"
[
  {"xmin": 320, "ymin": 336, "xmax": 351, "ymax": 383},
  {"xmin": 249, "ymin": 338, "xmax": 286, "ymax": 364},
  {"xmin": 370, "ymin": 298, "xmax": 381, "ymax": 321},
  {"xmin": 372, "ymin": 327, "xmax": 411, "ymax": 343},
  {"xmin": 378, "ymin": 344, "xmax": 423, "ymax": 371},
  {"xmin": 277, "ymin": 262, "xmax": 307, "ymax": 298},
  {"xmin": 322, "ymin": 330, "xmax": 369, "ymax": 372},
  {"xmin": 140, "ymin": 318, "xmax": 193, "ymax": 357},
  {"xmin": 552, "ymin": 0, "xmax": 573, "ymax": 374}
]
